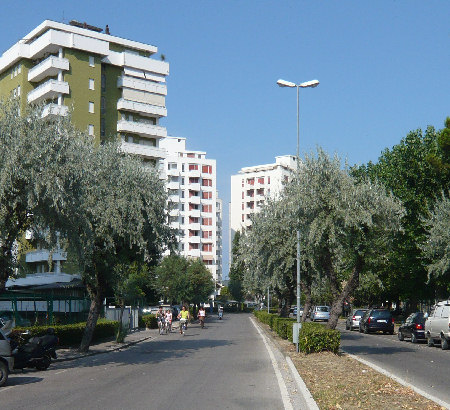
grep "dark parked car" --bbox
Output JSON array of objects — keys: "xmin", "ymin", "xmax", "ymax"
[
  {"xmin": 397, "ymin": 312, "xmax": 426, "ymax": 343},
  {"xmin": 359, "ymin": 308, "xmax": 394, "ymax": 334}
]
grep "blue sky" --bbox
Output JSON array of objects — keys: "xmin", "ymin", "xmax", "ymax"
[{"xmin": 2, "ymin": 1, "xmax": 449, "ymax": 277}]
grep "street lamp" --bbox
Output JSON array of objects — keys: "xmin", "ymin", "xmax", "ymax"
[{"xmin": 277, "ymin": 78, "xmax": 319, "ymax": 352}]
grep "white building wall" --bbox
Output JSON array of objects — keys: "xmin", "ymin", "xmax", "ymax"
[
  {"xmin": 160, "ymin": 137, "xmax": 222, "ymax": 285},
  {"xmin": 230, "ymin": 155, "xmax": 296, "ymax": 244}
]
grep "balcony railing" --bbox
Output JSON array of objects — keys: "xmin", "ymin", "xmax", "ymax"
[
  {"xmin": 117, "ymin": 120, "xmax": 167, "ymax": 139},
  {"xmin": 117, "ymin": 98, "xmax": 167, "ymax": 118},
  {"xmin": 28, "ymin": 56, "xmax": 69, "ymax": 82},
  {"xmin": 41, "ymin": 103, "xmax": 69, "ymax": 118},
  {"xmin": 27, "ymin": 79, "xmax": 69, "ymax": 103},
  {"xmin": 120, "ymin": 141, "xmax": 166, "ymax": 160}
]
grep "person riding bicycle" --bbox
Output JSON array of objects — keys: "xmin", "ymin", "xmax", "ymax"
[
  {"xmin": 165, "ymin": 309, "xmax": 172, "ymax": 332},
  {"xmin": 157, "ymin": 306, "xmax": 165, "ymax": 334},
  {"xmin": 178, "ymin": 306, "xmax": 190, "ymax": 334},
  {"xmin": 198, "ymin": 306, "xmax": 206, "ymax": 328}
]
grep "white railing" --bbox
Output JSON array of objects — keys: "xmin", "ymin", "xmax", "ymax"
[
  {"xmin": 117, "ymin": 98, "xmax": 167, "ymax": 117},
  {"xmin": 28, "ymin": 56, "xmax": 69, "ymax": 82},
  {"xmin": 117, "ymin": 120, "xmax": 167, "ymax": 138},
  {"xmin": 27, "ymin": 79, "xmax": 69, "ymax": 103}
]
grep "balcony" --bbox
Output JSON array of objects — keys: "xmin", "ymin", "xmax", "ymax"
[
  {"xmin": 188, "ymin": 183, "xmax": 200, "ymax": 191},
  {"xmin": 28, "ymin": 56, "xmax": 69, "ymax": 83},
  {"xmin": 117, "ymin": 76, "xmax": 167, "ymax": 95},
  {"xmin": 188, "ymin": 249, "xmax": 201, "ymax": 258},
  {"xmin": 187, "ymin": 223, "xmax": 201, "ymax": 231},
  {"xmin": 189, "ymin": 196, "xmax": 200, "ymax": 205},
  {"xmin": 117, "ymin": 98, "xmax": 167, "ymax": 118},
  {"xmin": 188, "ymin": 236, "xmax": 200, "ymax": 244},
  {"xmin": 167, "ymin": 181, "xmax": 179, "ymax": 190},
  {"xmin": 167, "ymin": 168, "xmax": 179, "ymax": 177},
  {"xmin": 187, "ymin": 169, "xmax": 201, "ymax": 178},
  {"xmin": 27, "ymin": 79, "xmax": 69, "ymax": 104},
  {"xmin": 117, "ymin": 120, "xmax": 167, "ymax": 139},
  {"xmin": 120, "ymin": 141, "xmax": 166, "ymax": 160},
  {"xmin": 169, "ymin": 209, "xmax": 179, "ymax": 217},
  {"xmin": 26, "ymin": 249, "xmax": 67, "ymax": 263},
  {"xmin": 168, "ymin": 194, "xmax": 180, "ymax": 202},
  {"xmin": 41, "ymin": 103, "xmax": 68, "ymax": 118},
  {"xmin": 189, "ymin": 209, "xmax": 201, "ymax": 218}
]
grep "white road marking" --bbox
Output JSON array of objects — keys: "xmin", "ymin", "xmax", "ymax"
[
  {"xmin": 250, "ymin": 317, "xmax": 294, "ymax": 410},
  {"xmin": 55, "ymin": 369, "xmax": 68, "ymax": 375},
  {"xmin": 0, "ymin": 385, "xmax": 15, "ymax": 392}
]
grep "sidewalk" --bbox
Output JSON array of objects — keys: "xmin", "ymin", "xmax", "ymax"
[{"xmin": 55, "ymin": 327, "xmax": 161, "ymax": 362}]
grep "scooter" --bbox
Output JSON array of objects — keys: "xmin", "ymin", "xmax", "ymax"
[
  {"xmin": 218, "ymin": 309, "xmax": 223, "ymax": 320},
  {"xmin": 11, "ymin": 328, "xmax": 58, "ymax": 371}
]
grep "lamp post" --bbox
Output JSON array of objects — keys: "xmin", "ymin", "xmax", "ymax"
[{"xmin": 277, "ymin": 78, "xmax": 319, "ymax": 352}]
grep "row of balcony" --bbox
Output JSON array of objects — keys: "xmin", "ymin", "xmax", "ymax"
[
  {"xmin": 117, "ymin": 119, "xmax": 167, "ymax": 139},
  {"xmin": 121, "ymin": 141, "xmax": 166, "ymax": 160},
  {"xmin": 27, "ymin": 79, "xmax": 69, "ymax": 103}
]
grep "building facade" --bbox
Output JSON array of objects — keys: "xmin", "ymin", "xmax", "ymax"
[
  {"xmin": 229, "ymin": 155, "xmax": 296, "ymax": 245},
  {"xmin": 160, "ymin": 137, "xmax": 222, "ymax": 285},
  {"xmin": 0, "ymin": 19, "xmax": 169, "ymax": 168}
]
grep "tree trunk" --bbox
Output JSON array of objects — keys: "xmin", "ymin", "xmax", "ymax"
[
  {"xmin": 79, "ymin": 288, "xmax": 103, "ymax": 352},
  {"xmin": 116, "ymin": 302, "xmax": 125, "ymax": 341},
  {"xmin": 327, "ymin": 256, "xmax": 363, "ymax": 329}
]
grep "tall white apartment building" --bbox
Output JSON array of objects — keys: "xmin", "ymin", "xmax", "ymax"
[
  {"xmin": 230, "ymin": 155, "xmax": 296, "ymax": 240},
  {"xmin": 160, "ymin": 137, "xmax": 222, "ymax": 285}
]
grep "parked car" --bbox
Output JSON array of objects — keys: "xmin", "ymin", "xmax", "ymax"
[
  {"xmin": 359, "ymin": 308, "xmax": 394, "ymax": 334},
  {"xmin": 0, "ymin": 328, "xmax": 13, "ymax": 387},
  {"xmin": 311, "ymin": 306, "xmax": 330, "ymax": 322},
  {"xmin": 290, "ymin": 306, "xmax": 304, "ymax": 318},
  {"xmin": 398, "ymin": 312, "xmax": 426, "ymax": 343},
  {"xmin": 425, "ymin": 300, "xmax": 450, "ymax": 350},
  {"xmin": 345, "ymin": 308, "xmax": 368, "ymax": 331}
]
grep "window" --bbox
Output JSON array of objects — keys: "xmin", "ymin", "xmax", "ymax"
[
  {"xmin": 202, "ymin": 205, "xmax": 212, "ymax": 213},
  {"xmin": 242, "ymin": 203, "xmax": 244, "ymax": 210},
  {"xmin": 89, "ymin": 78, "xmax": 95, "ymax": 90},
  {"xmin": 258, "ymin": 177, "xmax": 264, "ymax": 184},
  {"xmin": 18, "ymin": 64, "xmax": 21, "ymax": 74},
  {"xmin": 17, "ymin": 85, "xmax": 20, "ymax": 96},
  {"xmin": 101, "ymin": 74, "xmax": 106, "ymax": 91},
  {"xmin": 101, "ymin": 96, "xmax": 106, "ymax": 114},
  {"xmin": 189, "ymin": 164, "xmax": 198, "ymax": 171},
  {"xmin": 202, "ymin": 179, "xmax": 212, "ymax": 187},
  {"xmin": 241, "ymin": 192, "xmax": 244, "ymax": 199},
  {"xmin": 202, "ymin": 244, "xmax": 212, "ymax": 252},
  {"xmin": 202, "ymin": 192, "xmax": 212, "ymax": 199},
  {"xmin": 181, "ymin": 177, "xmax": 185, "ymax": 185},
  {"xmin": 202, "ymin": 217, "xmax": 212, "ymax": 226},
  {"xmin": 202, "ymin": 231, "xmax": 212, "ymax": 239},
  {"xmin": 89, "ymin": 56, "xmax": 95, "ymax": 67},
  {"xmin": 268, "ymin": 176, "xmax": 271, "ymax": 184},
  {"xmin": 181, "ymin": 204, "xmax": 184, "ymax": 211},
  {"xmin": 100, "ymin": 118, "xmax": 105, "ymax": 137},
  {"xmin": 202, "ymin": 165, "xmax": 212, "ymax": 174},
  {"xmin": 88, "ymin": 124, "xmax": 94, "ymax": 136},
  {"xmin": 189, "ymin": 243, "xmax": 199, "ymax": 250},
  {"xmin": 247, "ymin": 178, "xmax": 255, "ymax": 185},
  {"xmin": 189, "ymin": 177, "xmax": 199, "ymax": 184},
  {"xmin": 89, "ymin": 101, "xmax": 94, "ymax": 113},
  {"xmin": 187, "ymin": 153, "xmax": 195, "ymax": 158}
]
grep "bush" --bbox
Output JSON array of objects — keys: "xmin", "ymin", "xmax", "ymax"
[
  {"xmin": 253, "ymin": 310, "xmax": 278, "ymax": 327},
  {"xmin": 272, "ymin": 317, "xmax": 296, "ymax": 340},
  {"xmin": 12, "ymin": 319, "xmax": 118, "ymax": 347},
  {"xmin": 142, "ymin": 314, "xmax": 158, "ymax": 329},
  {"xmin": 297, "ymin": 322, "xmax": 340, "ymax": 354}
]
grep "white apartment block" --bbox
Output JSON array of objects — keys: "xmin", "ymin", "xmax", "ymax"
[
  {"xmin": 160, "ymin": 137, "xmax": 222, "ymax": 285},
  {"xmin": 230, "ymin": 155, "xmax": 296, "ymax": 239}
]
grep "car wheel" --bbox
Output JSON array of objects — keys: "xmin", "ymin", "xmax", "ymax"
[
  {"xmin": 0, "ymin": 361, "xmax": 9, "ymax": 387},
  {"xmin": 364, "ymin": 325, "xmax": 369, "ymax": 334},
  {"xmin": 411, "ymin": 333, "xmax": 417, "ymax": 344},
  {"xmin": 427, "ymin": 335, "xmax": 434, "ymax": 347},
  {"xmin": 398, "ymin": 330, "xmax": 404, "ymax": 341},
  {"xmin": 388, "ymin": 330, "xmax": 394, "ymax": 335},
  {"xmin": 441, "ymin": 336, "xmax": 449, "ymax": 350},
  {"xmin": 359, "ymin": 326, "xmax": 363, "ymax": 333},
  {"xmin": 345, "ymin": 323, "xmax": 349, "ymax": 330}
]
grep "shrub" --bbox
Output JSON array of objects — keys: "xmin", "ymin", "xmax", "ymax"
[
  {"xmin": 272, "ymin": 317, "xmax": 295, "ymax": 340},
  {"xmin": 12, "ymin": 319, "xmax": 118, "ymax": 347},
  {"xmin": 297, "ymin": 322, "xmax": 340, "ymax": 354},
  {"xmin": 142, "ymin": 314, "xmax": 158, "ymax": 329}
]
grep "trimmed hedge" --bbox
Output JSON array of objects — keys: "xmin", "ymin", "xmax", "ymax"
[
  {"xmin": 142, "ymin": 314, "xmax": 158, "ymax": 329},
  {"xmin": 298, "ymin": 322, "xmax": 340, "ymax": 354},
  {"xmin": 254, "ymin": 311, "xmax": 340, "ymax": 354},
  {"xmin": 12, "ymin": 319, "xmax": 118, "ymax": 347}
]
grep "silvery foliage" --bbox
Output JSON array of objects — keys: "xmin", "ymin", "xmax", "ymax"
[
  {"xmin": 422, "ymin": 193, "xmax": 450, "ymax": 279},
  {"xmin": 240, "ymin": 148, "xmax": 404, "ymax": 297},
  {"xmin": 0, "ymin": 99, "xmax": 91, "ymax": 281}
]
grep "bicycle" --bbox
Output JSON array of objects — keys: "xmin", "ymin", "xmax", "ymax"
[
  {"xmin": 165, "ymin": 320, "xmax": 172, "ymax": 334},
  {"xmin": 158, "ymin": 318, "xmax": 165, "ymax": 335},
  {"xmin": 179, "ymin": 318, "xmax": 188, "ymax": 335}
]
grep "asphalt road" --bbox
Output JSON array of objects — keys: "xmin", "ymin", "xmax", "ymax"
[
  {"xmin": 337, "ymin": 322, "xmax": 450, "ymax": 406},
  {"xmin": 1, "ymin": 314, "xmax": 292, "ymax": 410}
]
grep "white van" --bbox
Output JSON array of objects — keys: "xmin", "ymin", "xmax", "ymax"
[{"xmin": 425, "ymin": 300, "xmax": 450, "ymax": 350}]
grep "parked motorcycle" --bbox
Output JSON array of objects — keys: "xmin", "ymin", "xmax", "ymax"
[{"xmin": 11, "ymin": 328, "xmax": 58, "ymax": 371}]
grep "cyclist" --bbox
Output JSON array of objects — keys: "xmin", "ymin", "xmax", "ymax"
[
  {"xmin": 156, "ymin": 306, "xmax": 165, "ymax": 335},
  {"xmin": 165, "ymin": 309, "xmax": 172, "ymax": 333},
  {"xmin": 198, "ymin": 306, "xmax": 206, "ymax": 329},
  {"xmin": 178, "ymin": 306, "xmax": 190, "ymax": 334}
]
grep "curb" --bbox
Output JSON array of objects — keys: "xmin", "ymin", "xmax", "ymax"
[
  {"xmin": 343, "ymin": 351, "xmax": 450, "ymax": 409},
  {"xmin": 251, "ymin": 318, "xmax": 319, "ymax": 410},
  {"xmin": 55, "ymin": 335, "xmax": 153, "ymax": 363}
]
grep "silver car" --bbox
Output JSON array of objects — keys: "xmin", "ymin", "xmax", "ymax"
[
  {"xmin": 311, "ymin": 306, "xmax": 330, "ymax": 322},
  {"xmin": 345, "ymin": 308, "xmax": 368, "ymax": 331}
]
